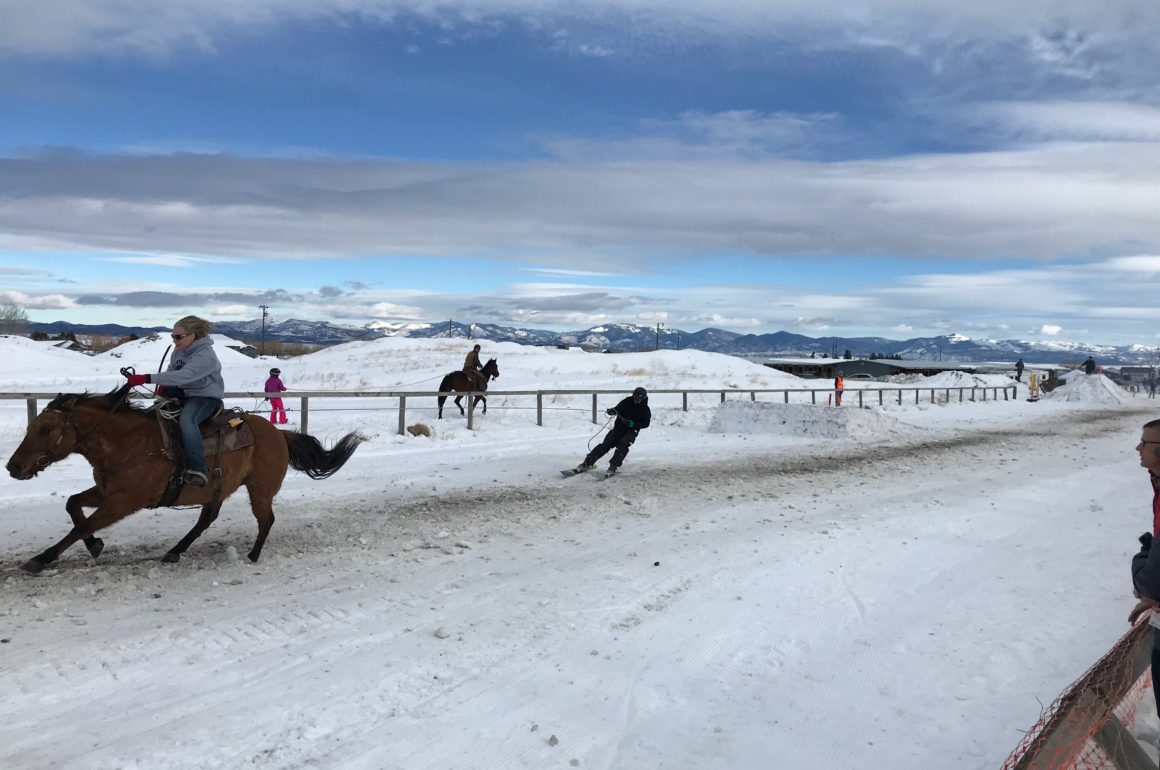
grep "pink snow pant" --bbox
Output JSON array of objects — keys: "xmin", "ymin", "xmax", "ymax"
[{"xmin": 268, "ymin": 398, "xmax": 287, "ymax": 424}]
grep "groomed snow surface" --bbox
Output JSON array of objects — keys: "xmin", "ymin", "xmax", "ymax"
[{"xmin": 0, "ymin": 335, "xmax": 1156, "ymax": 769}]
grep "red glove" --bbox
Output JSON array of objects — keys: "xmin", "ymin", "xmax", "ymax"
[{"xmin": 126, "ymin": 373, "xmax": 150, "ymax": 387}]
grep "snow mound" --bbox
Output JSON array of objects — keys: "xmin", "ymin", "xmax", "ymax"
[
  {"xmin": 1043, "ymin": 373, "xmax": 1133, "ymax": 405},
  {"xmin": 706, "ymin": 401, "xmax": 924, "ymax": 441},
  {"xmin": 921, "ymin": 370, "xmax": 1012, "ymax": 388}
]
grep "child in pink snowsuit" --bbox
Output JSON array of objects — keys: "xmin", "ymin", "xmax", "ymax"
[{"xmin": 264, "ymin": 368, "xmax": 288, "ymax": 424}]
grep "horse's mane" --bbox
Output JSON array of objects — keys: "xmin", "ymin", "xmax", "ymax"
[{"xmin": 46, "ymin": 383, "xmax": 150, "ymax": 414}]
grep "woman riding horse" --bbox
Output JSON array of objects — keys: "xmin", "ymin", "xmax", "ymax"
[{"xmin": 5, "ymin": 385, "xmax": 363, "ymax": 572}]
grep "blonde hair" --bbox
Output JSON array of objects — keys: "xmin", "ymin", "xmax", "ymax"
[{"xmin": 175, "ymin": 315, "xmax": 213, "ymax": 339}]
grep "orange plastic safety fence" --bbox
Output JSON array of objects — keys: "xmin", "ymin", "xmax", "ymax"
[{"xmin": 1000, "ymin": 621, "xmax": 1152, "ymax": 770}]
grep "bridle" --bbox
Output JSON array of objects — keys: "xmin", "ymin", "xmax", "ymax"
[{"xmin": 32, "ymin": 389, "xmax": 132, "ymax": 470}]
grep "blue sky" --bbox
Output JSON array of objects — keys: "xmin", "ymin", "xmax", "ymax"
[{"xmin": 3, "ymin": 1, "xmax": 1160, "ymax": 346}]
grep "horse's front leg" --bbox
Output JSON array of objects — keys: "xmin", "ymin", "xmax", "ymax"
[
  {"xmin": 65, "ymin": 486, "xmax": 107, "ymax": 559},
  {"xmin": 23, "ymin": 497, "xmax": 139, "ymax": 574}
]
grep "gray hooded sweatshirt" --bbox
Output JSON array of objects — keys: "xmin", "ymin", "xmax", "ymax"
[{"xmin": 151, "ymin": 336, "xmax": 225, "ymax": 399}]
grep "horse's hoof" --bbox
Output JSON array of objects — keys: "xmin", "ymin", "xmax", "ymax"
[
  {"xmin": 161, "ymin": 552, "xmax": 180, "ymax": 564},
  {"xmin": 21, "ymin": 559, "xmax": 44, "ymax": 574},
  {"xmin": 85, "ymin": 537, "xmax": 105, "ymax": 559},
  {"xmin": 246, "ymin": 551, "xmax": 261, "ymax": 563}
]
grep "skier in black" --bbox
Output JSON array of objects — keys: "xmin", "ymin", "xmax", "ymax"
[{"xmin": 568, "ymin": 386, "xmax": 651, "ymax": 477}]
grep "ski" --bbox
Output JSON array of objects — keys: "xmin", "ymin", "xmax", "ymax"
[{"xmin": 560, "ymin": 467, "xmax": 590, "ymax": 477}]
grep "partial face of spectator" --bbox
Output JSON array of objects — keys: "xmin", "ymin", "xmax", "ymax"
[{"xmin": 1137, "ymin": 427, "xmax": 1160, "ymax": 474}]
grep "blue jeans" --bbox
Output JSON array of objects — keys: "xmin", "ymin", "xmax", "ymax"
[{"xmin": 179, "ymin": 397, "xmax": 222, "ymax": 473}]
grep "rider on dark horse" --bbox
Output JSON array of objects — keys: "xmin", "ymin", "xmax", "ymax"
[{"xmin": 463, "ymin": 344, "xmax": 485, "ymax": 390}]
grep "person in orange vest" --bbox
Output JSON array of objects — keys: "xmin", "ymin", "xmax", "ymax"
[{"xmin": 834, "ymin": 373, "xmax": 844, "ymax": 406}]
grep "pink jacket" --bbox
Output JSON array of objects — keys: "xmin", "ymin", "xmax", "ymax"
[{"xmin": 264, "ymin": 375, "xmax": 286, "ymax": 395}]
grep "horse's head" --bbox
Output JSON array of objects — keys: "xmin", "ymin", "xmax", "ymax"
[
  {"xmin": 6, "ymin": 395, "xmax": 85, "ymax": 480},
  {"xmin": 5, "ymin": 387, "xmax": 133, "ymax": 480},
  {"xmin": 483, "ymin": 358, "xmax": 499, "ymax": 380}
]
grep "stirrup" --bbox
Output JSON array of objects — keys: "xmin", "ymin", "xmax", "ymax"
[{"xmin": 183, "ymin": 470, "xmax": 208, "ymax": 487}]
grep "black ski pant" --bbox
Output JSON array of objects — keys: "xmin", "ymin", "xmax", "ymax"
[
  {"xmin": 584, "ymin": 427, "xmax": 638, "ymax": 469},
  {"xmin": 1153, "ymin": 631, "xmax": 1160, "ymax": 718}
]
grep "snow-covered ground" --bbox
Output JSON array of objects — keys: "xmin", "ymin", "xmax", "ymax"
[{"xmin": 0, "ymin": 334, "xmax": 1155, "ymax": 769}]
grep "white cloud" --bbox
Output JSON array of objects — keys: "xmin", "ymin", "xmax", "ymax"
[
  {"xmin": 1041, "ymin": 324, "xmax": 1062, "ymax": 335},
  {"xmin": 969, "ymin": 101, "xmax": 1160, "ymax": 142},
  {"xmin": 0, "ymin": 290, "xmax": 73, "ymax": 309},
  {"xmin": 368, "ymin": 301, "xmax": 423, "ymax": 319},
  {"xmin": 1, "ymin": 1, "xmax": 1154, "ymax": 60},
  {"xmin": 4, "ymin": 140, "xmax": 1159, "ymax": 263},
  {"xmin": 107, "ymin": 254, "xmax": 203, "ymax": 267}
]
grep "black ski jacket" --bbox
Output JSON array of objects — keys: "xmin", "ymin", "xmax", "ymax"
[{"xmin": 610, "ymin": 396, "xmax": 651, "ymax": 431}]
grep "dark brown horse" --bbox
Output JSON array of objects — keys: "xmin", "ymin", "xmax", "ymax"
[
  {"xmin": 437, "ymin": 358, "xmax": 499, "ymax": 418},
  {"xmin": 4, "ymin": 384, "xmax": 364, "ymax": 573}
]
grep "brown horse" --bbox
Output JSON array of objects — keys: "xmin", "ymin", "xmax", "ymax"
[
  {"xmin": 4, "ymin": 384, "xmax": 364, "ymax": 573},
  {"xmin": 437, "ymin": 358, "xmax": 499, "ymax": 418}
]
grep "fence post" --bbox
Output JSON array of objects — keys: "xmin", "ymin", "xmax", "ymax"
[
  {"xmin": 592, "ymin": 393, "xmax": 598, "ymax": 424},
  {"xmin": 783, "ymin": 390, "xmax": 788, "ymax": 404},
  {"xmin": 467, "ymin": 394, "xmax": 475, "ymax": 430},
  {"xmin": 898, "ymin": 389, "xmax": 902, "ymax": 405},
  {"xmin": 536, "ymin": 393, "xmax": 543, "ymax": 426},
  {"xmin": 300, "ymin": 396, "xmax": 309, "ymax": 434},
  {"xmin": 858, "ymin": 390, "xmax": 863, "ymax": 408},
  {"xmin": 878, "ymin": 389, "xmax": 883, "ymax": 406},
  {"xmin": 682, "ymin": 392, "xmax": 688, "ymax": 412},
  {"xmin": 27, "ymin": 398, "xmax": 36, "ymax": 426},
  {"xmin": 811, "ymin": 390, "xmax": 816, "ymax": 404},
  {"xmin": 397, "ymin": 395, "xmax": 406, "ymax": 436},
  {"xmin": 720, "ymin": 392, "xmax": 726, "ymax": 403}
]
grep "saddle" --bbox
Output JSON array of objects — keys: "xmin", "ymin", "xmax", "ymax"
[
  {"xmin": 150, "ymin": 403, "xmax": 256, "ymax": 507},
  {"xmin": 464, "ymin": 370, "xmax": 488, "ymax": 391}
]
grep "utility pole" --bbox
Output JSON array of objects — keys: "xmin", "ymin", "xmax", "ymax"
[
  {"xmin": 656, "ymin": 322, "xmax": 664, "ymax": 351},
  {"xmin": 448, "ymin": 318, "xmax": 453, "ymax": 337},
  {"xmin": 259, "ymin": 305, "xmax": 269, "ymax": 356}
]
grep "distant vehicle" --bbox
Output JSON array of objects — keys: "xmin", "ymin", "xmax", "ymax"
[{"xmin": 846, "ymin": 373, "xmax": 875, "ymax": 380}]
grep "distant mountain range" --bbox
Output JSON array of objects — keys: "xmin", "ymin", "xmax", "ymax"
[{"xmin": 26, "ymin": 319, "xmax": 1155, "ymax": 365}]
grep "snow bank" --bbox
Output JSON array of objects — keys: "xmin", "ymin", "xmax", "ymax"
[
  {"xmin": 706, "ymin": 400, "xmax": 925, "ymax": 441},
  {"xmin": 921, "ymin": 370, "xmax": 1014, "ymax": 388},
  {"xmin": 1043, "ymin": 373, "xmax": 1133, "ymax": 406}
]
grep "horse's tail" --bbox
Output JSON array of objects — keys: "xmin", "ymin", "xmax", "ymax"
[{"xmin": 284, "ymin": 431, "xmax": 365, "ymax": 480}]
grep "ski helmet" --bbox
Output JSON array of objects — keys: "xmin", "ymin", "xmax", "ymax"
[{"xmin": 632, "ymin": 387, "xmax": 647, "ymax": 398}]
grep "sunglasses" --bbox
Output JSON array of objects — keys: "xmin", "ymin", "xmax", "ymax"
[{"xmin": 171, "ymin": 333, "xmax": 192, "ymax": 340}]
